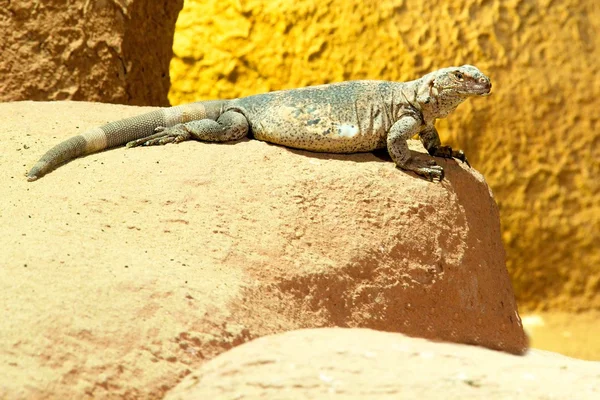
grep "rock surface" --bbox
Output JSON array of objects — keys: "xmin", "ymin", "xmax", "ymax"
[
  {"xmin": 166, "ymin": 328, "xmax": 600, "ymax": 400},
  {"xmin": 0, "ymin": 0, "xmax": 183, "ymax": 105},
  {"xmin": 2, "ymin": 101, "xmax": 526, "ymax": 399}
]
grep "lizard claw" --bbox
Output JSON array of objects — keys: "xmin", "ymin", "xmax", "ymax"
[
  {"xmin": 429, "ymin": 146, "xmax": 470, "ymax": 168},
  {"xmin": 423, "ymin": 164, "xmax": 445, "ymax": 181},
  {"xmin": 454, "ymin": 150, "xmax": 471, "ymax": 168},
  {"xmin": 401, "ymin": 159, "xmax": 445, "ymax": 181},
  {"xmin": 126, "ymin": 125, "xmax": 191, "ymax": 148}
]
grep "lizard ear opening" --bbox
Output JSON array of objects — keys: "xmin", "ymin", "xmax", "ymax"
[{"xmin": 416, "ymin": 75, "xmax": 435, "ymax": 104}]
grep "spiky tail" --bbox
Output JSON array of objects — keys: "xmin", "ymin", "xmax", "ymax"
[{"xmin": 27, "ymin": 101, "xmax": 226, "ymax": 181}]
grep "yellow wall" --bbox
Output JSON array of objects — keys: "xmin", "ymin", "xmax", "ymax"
[{"xmin": 169, "ymin": 0, "xmax": 600, "ymax": 312}]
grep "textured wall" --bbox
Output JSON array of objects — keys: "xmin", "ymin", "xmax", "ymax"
[{"xmin": 169, "ymin": 0, "xmax": 600, "ymax": 311}]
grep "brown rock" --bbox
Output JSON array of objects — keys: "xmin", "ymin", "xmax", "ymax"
[
  {"xmin": 0, "ymin": 0, "xmax": 183, "ymax": 106},
  {"xmin": 166, "ymin": 328, "xmax": 600, "ymax": 400},
  {"xmin": 2, "ymin": 101, "xmax": 526, "ymax": 398}
]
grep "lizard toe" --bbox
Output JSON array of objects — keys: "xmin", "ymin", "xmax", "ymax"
[
  {"xmin": 416, "ymin": 165, "xmax": 444, "ymax": 182},
  {"xmin": 127, "ymin": 125, "xmax": 191, "ymax": 147}
]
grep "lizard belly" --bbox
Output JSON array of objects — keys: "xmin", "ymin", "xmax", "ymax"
[{"xmin": 249, "ymin": 105, "xmax": 388, "ymax": 154}]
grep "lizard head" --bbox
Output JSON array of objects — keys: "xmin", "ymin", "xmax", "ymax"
[{"xmin": 432, "ymin": 65, "xmax": 492, "ymax": 97}]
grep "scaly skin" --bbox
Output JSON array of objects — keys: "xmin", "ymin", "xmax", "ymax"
[{"xmin": 27, "ymin": 65, "xmax": 491, "ymax": 182}]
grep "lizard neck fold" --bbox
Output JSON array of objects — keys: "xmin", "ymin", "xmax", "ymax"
[
  {"xmin": 386, "ymin": 81, "xmax": 425, "ymax": 124},
  {"xmin": 422, "ymin": 90, "xmax": 470, "ymax": 120}
]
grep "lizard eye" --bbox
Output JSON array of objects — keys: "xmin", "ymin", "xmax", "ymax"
[{"xmin": 455, "ymin": 71, "xmax": 464, "ymax": 80}]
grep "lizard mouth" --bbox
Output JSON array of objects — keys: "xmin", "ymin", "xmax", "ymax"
[
  {"xmin": 456, "ymin": 76, "xmax": 492, "ymax": 96},
  {"xmin": 456, "ymin": 81, "xmax": 491, "ymax": 96},
  {"xmin": 457, "ymin": 87, "xmax": 491, "ymax": 96},
  {"xmin": 475, "ymin": 79, "xmax": 492, "ymax": 96}
]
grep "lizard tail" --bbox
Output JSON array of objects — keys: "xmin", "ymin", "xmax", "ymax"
[{"xmin": 27, "ymin": 101, "xmax": 225, "ymax": 181}]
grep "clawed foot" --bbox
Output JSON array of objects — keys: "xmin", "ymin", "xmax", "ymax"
[
  {"xmin": 401, "ymin": 158, "xmax": 445, "ymax": 181},
  {"xmin": 126, "ymin": 125, "xmax": 192, "ymax": 148},
  {"xmin": 428, "ymin": 146, "xmax": 471, "ymax": 167}
]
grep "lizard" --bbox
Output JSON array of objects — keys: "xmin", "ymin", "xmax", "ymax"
[{"xmin": 27, "ymin": 65, "xmax": 491, "ymax": 182}]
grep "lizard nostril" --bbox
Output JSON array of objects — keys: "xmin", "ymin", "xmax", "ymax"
[{"xmin": 478, "ymin": 77, "xmax": 491, "ymax": 88}]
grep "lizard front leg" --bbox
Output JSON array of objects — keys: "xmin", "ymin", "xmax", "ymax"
[
  {"xmin": 419, "ymin": 125, "xmax": 470, "ymax": 167},
  {"xmin": 387, "ymin": 116, "xmax": 445, "ymax": 181},
  {"xmin": 127, "ymin": 110, "xmax": 249, "ymax": 147}
]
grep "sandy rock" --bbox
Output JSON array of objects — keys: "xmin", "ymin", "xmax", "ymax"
[
  {"xmin": 2, "ymin": 101, "xmax": 526, "ymax": 398},
  {"xmin": 0, "ymin": 0, "xmax": 182, "ymax": 105},
  {"xmin": 166, "ymin": 328, "xmax": 600, "ymax": 400}
]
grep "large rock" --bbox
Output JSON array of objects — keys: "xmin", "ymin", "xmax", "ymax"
[
  {"xmin": 0, "ymin": 0, "xmax": 183, "ymax": 105},
  {"xmin": 171, "ymin": 0, "xmax": 600, "ymax": 314},
  {"xmin": 166, "ymin": 328, "xmax": 600, "ymax": 400},
  {"xmin": 1, "ymin": 101, "xmax": 526, "ymax": 399}
]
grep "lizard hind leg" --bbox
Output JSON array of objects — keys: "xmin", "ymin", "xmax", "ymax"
[{"xmin": 126, "ymin": 110, "xmax": 249, "ymax": 148}]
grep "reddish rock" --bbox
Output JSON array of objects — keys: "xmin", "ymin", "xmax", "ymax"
[{"xmin": 0, "ymin": 0, "xmax": 183, "ymax": 105}]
